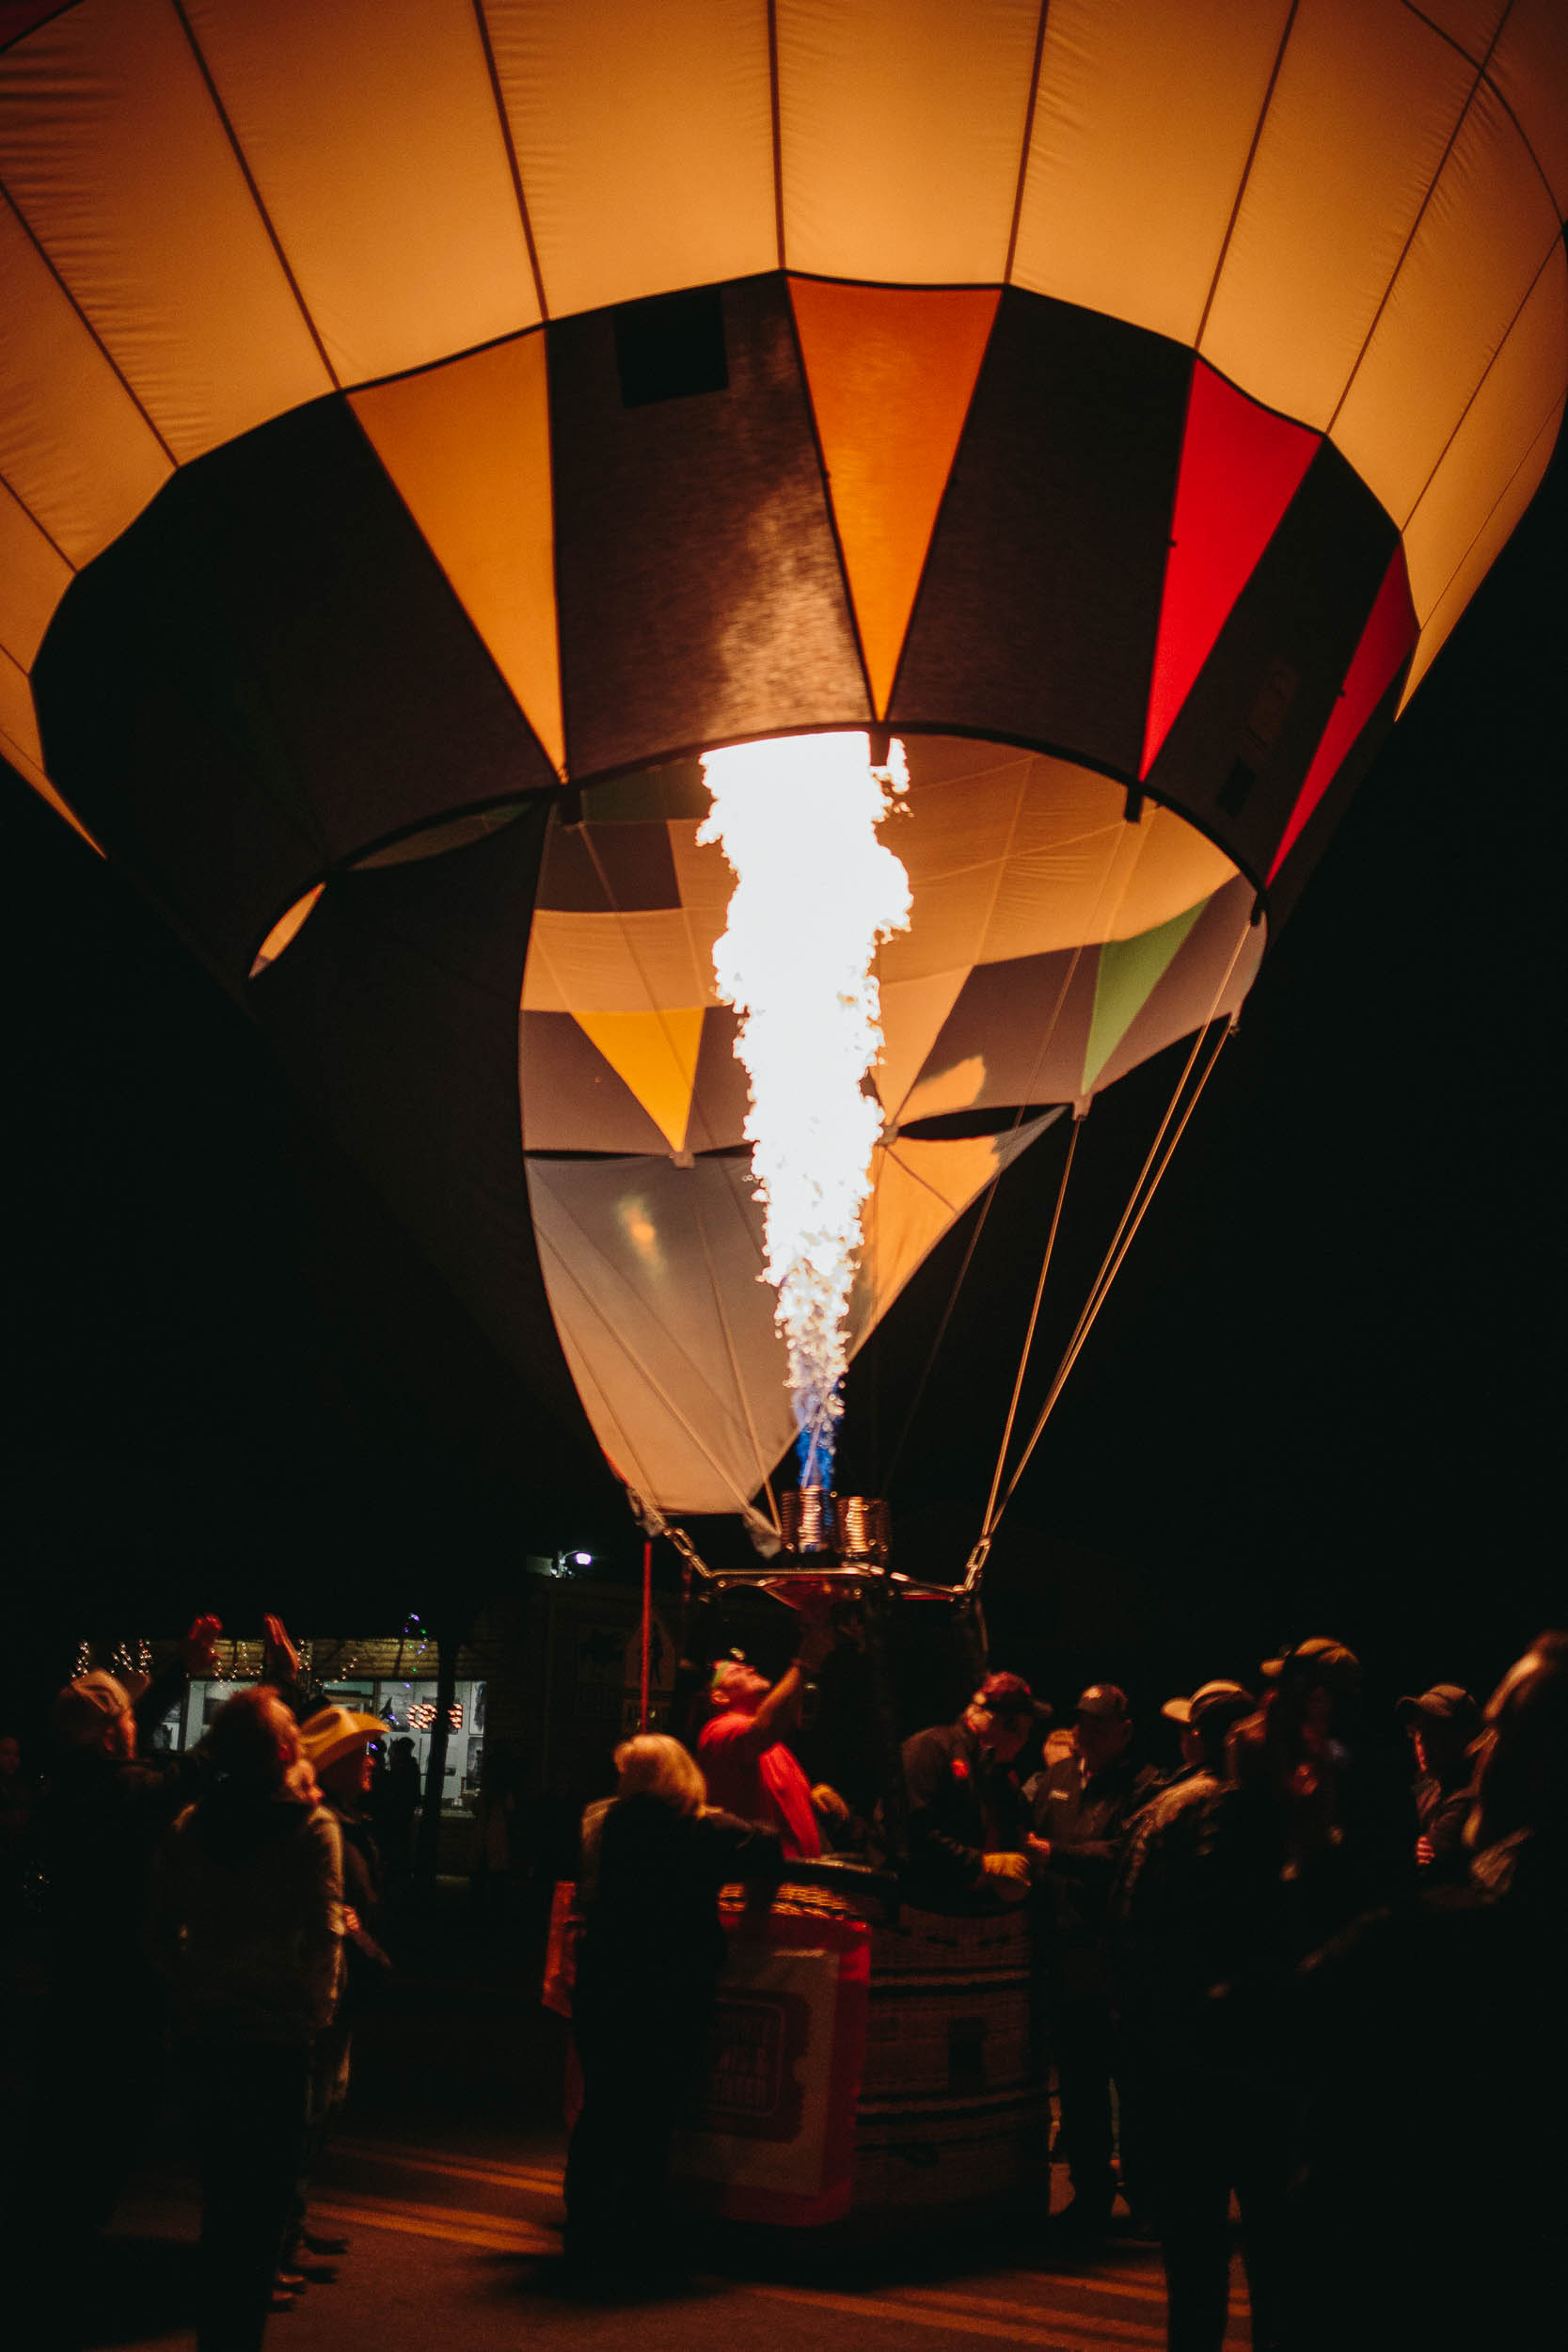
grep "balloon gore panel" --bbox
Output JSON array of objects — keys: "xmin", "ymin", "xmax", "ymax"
[
  {"xmin": 890, "ymin": 292, "xmax": 1189, "ymax": 778},
  {"xmin": 549, "ymin": 275, "xmax": 871, "ymax": 774}
]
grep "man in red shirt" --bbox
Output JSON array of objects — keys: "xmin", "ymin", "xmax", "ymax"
[{"xmin": 696, "ymin": 1616, "xmax": 839, "ymax": 1859}]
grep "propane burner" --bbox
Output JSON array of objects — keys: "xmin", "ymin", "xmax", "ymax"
[{"xmin": 779, "ymin": 1487, "xmax": 890, "ymax": 1567}]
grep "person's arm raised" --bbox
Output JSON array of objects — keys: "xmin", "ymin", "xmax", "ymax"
[{"xmin": 738, "ymin": 1620, "xmax": 835, "ymax": 1754}]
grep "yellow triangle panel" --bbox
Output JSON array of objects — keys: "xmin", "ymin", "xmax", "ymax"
[
  {"xmin": 352, "ymin": 333, "xmax": 564, "ymax": 776},
  {"xmin": 789, "ymin": 279, "xmax": 999, "ymax": 719},
  {"xmin": 574, "ymin": 1008, "xmax": 705, "ymax": 1155}
]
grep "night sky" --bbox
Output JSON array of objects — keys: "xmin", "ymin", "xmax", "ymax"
[{"xmin": 3, "ymin": 437, "xmax": 1562, "ymax": 1729}]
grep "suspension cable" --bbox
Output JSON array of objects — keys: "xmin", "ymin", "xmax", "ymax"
[
  {"xmin": 978, "ymin": 1115, "xmax": 1081, "ymax": 1539},
  {"xmin": 988, "ymin": 1016, "xmax": 1233, "ymax": 1533},
  {"xmin": 974, "ymin": 912, "xmax": 1253, "ymax": 1551}
]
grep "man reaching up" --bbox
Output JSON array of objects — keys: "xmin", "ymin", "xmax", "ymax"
[{"xmin": 697, "ymin": 1608, "xmax": 842, "ymax": 1858}]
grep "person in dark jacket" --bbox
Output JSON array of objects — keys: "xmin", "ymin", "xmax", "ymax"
[
  {"xmin": 1110, "ymin": 1680, "xmax": 1258, "ymax": 2344},
  {"xmin": 899, "ymin": 1671, "xmax": 1040, "ymax": 1910},
  {"xmin": 28, "ymin": 1616, "xmax": 221, "ymax": 2265},
  {"xmin": 1027, "ymin": 1683, "xmax": 1159, "ymax": 2239},
  {"xmin": 150, "ymin": 1686, "xmax": 343, "ymax": 2352},
  {"xmin": 564, "ymin": 1732, "xmax": 782, "ymax": 2280},
  {"xmin": 1395, "ymin": 1681, "xmax": 1480, "ymax": 1883},
  {"xmin": 1124, "ymin": 1638, "xmax": 1370, "ymax": 2352},
  {"xmin": 1283, "ymin": 1632, "xmax": 1568, "ymax": 2352}
]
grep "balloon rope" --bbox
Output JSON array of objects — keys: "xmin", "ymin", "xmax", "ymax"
[
  {"xmin": 979, "ymin": 1117, "xmax": 1080, "ymax": 1540},
  {"xmin": 982, "ymin": 914, "xmax": 1253, "ymax": 1540},
  {"xmin": 881, "ymin": 932, "xmax": 1090, "ymax": 1496},
  {"xmin": 990, "ymin": 1016, "xmax": 1233, "ymax": 1533}
]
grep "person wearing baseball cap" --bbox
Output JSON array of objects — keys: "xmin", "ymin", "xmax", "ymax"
[
  {"xmin": 1395, "ymin": 1683, "xmax": 1480, "ymax": 1883},
  {"xmin": 1025, "ymin": 1684, "xmax": 1159, "ymax": 2242},
  {"xmin": 899, "ymin": 1670, "xmax": 1048, "ymax": 1911},
  {"xmin": 1161, "ymin": 1680, "xmax": 1258, "ymax": 1785}
]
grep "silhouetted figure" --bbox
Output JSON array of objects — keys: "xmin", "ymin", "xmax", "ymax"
[
  {"xmin": 287, "ymin": 1706, "xmax": 390, "ymax": 2272},
  {"xmin": 564, "ymin": 1734, "xmax": 781, "ymax": 2281},
  {"xmin": 29, "ymin": 1619, "xmax": 220, "ymax": 2260},
  {"xmin": 1395, "ymin": 1681, "xmax": 1480, "ymax": 1883},
  {"xmin": 1028, "ymin": 1683, "xmax": 1158, "ymax": 2240},
  {"xmin": 0, "ymin": 1727, "xmax": 35, "ymax": 1969},
  {"xmin": 1111, "ymin": 1680, "xmax": 1258, "ymax": 2347},
  {"xmin": 469, "ymin": 1740, "xmax": 519, "ymax": 1931},
  {"xmin": 1129, "ymin": 1637, "xmax": 1370, "ymax": 2352},
  {"xmin": 376, "ymin": 1736, "xmax": 420, "ymax": 1890},
  {"xmin": 899, "ymin": 1670, "xmax": 1040, "ymax": 1910},
  {"xmin": 150, "ymin": 1686, "xmax": 342, "ymax": 2352},
  {"xmin": 1285, "ymin": 1631, "xmax": 1568, "ymax": 2352}
]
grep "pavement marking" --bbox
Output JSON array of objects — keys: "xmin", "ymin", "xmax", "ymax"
[
  {"xmin": 331, "ymin": 2136, "xmax": 564, "ymax": 2196},
  {"xmin": 749, "ymin": 2280, "xmax": 1165, "ymax": 2350},
  {"xmin": 309, "ymin": 2187, "xmax": 557, "ymax": 2256}
]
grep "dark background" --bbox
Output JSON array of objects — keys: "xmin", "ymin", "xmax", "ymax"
[{"xmin": 2, "ymin": 438, "xmax": 1561, "ymax": 1733}]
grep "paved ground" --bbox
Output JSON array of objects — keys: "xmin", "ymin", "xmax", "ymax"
[{"xmin": 8, "ymin": 1887, "xmax": 1253, "ymax": 2349}]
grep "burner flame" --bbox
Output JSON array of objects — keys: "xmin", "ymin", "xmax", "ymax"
[{"xmin": 700, "ymin": 732, "xmax": 911, "ymax": 1487}]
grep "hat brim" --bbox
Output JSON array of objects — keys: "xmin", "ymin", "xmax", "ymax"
[
  {"xmin": 302, "ymin": 1713, "xmax": 386, "ymax": 1770},
  {"xmin": 1161, "ymin": 1697, "xmax": 1194, "ymax": 1724}
]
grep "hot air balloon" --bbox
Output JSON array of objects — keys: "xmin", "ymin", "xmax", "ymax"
[
  {"xmin": 4, "ymin": 0, "xmax": 1564, "ymax": 2235},
  {"xmin": 2, "ymin": 0, "xmax": 1564, "ymax": 1549}
]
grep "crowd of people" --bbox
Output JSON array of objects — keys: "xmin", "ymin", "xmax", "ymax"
[
  {"xmin": 3, "ymin": 1606, "xmax": 1562, "ymax": 2349},
  {"xmin": 6, "ymin": 1617, "xmax": 393, "ymax": 2352},
  {"xmin": 567, "ymin": 1614, "xmax": 1566, "ymax": 2344}
]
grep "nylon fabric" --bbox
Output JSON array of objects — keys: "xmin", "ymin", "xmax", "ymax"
[
  {"xmin": 1400, "ymin": 246, "xmax": 1568, "ymax": 628},
  {"xmin": 1145, "ymin": 437, "xmax": 1396, "ymax": 886},
  {"xmin": 1400, "ymin": 392, "xmax": 1563, "ymax": 707},
  {"xmin": 1141, "ymin": 361, "xmax": 1320, "ymax": 779},
  {"xmin": 1490, "ymin": 0, "xmax": 1568, "ymax": 215},
  {"xmin": 788, "ymin": 279, "xmax": 999, "ymax": 718},
  {"xmin": 1199, "ymin": 0, "xmax": 1478, "ymax": 432},
  {"xmin": 1088, "ymin": 875, "xmax": 1260, "ymax": 1095},
  {"xmin": 526, "ymin": 1152, "xmax": 793, "ymax": 1517},
  {"xmin": 848, "ymin": 1120, "xmax": 1057, "ymax": 1351},
  {"xmin": 483, "ymin": 0, "xmax": 775, "ymax": 317},
  {"xmin": 574, "ymin": 1007, "xmax": 705, "ymax": 1155},
  {"xmin": 0, "ymin": 0, "xmax": 331, "ymax": 457},
  {"xmin": 0, "ymin": 469, "xmax": 71, "ymax": 666},
  {"xmin": 1082, "ymin": 900, "xmax": 1206, "ymax": 1092},
  {"xmin": 776, "ymin": 0, "xmax": 1038, "ymax": 284},
  {"xmin": 0, "ymin": 189, "xmax": 171, "ymax": 565},
  {"xmin": 0, "ymin": 635, "xmax": 41, "ymax": 766},
  {"xmin": 892, "ymin": 291, "xmax": 1188, "ymax": 778},
  {"xmin": 182, "ymin": 0, "xmax": 539, "ymax": 384},
  {"xmin": 1012, "ymin": 0, "xmax": 1291, "ymax": 346},
  {"xmin": 525, "ymin": 1120, "xmax": 1052, "ymax": 1516},
  {"xmin": 549, "ymin": 275, "xmax": 869, "ymax": 776},
  {"xmin": 352, "ymin": 333, "xmax": 563, "ymax": 776},
  {"xmin": 518, "ymin": 1013, "xmax": 676, "ymax": 1156},
  {"xmin": 1268, "ymin": 546, "xmax": 1417, "ymax": 879},
  {"xmin": 1332, "ymin": 77, "xmax": 1561, "ymax": 528}
]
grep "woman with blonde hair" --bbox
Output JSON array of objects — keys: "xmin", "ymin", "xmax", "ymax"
[{"xmin": 564, "ymin": 1732, "xmax": 782, "ymax": 2280}]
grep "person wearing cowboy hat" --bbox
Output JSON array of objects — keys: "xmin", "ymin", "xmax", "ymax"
[{"xmin": 280, "ymin": 1705, "xmax": 392, "ymax": 2286}]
